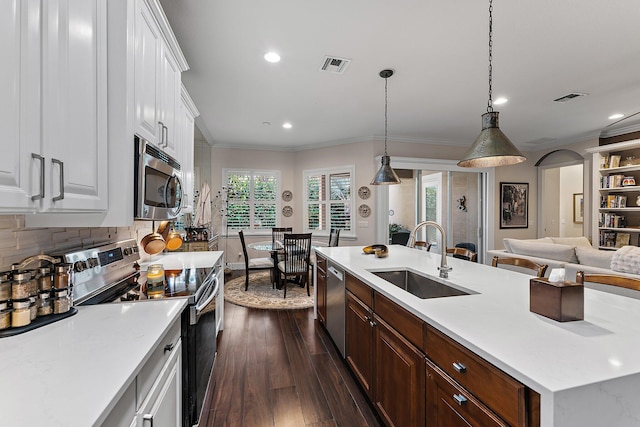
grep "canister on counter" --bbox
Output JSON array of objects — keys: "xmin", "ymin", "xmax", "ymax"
[
  {"xmin": 37, "ymin": 267, "xmax": 53, "ymax": 292},
  {"xmin": 36, "ymin": 291, "xmax": 52, "ymax": 317},
  {"xmin": 0, "ymin": 300, "xmax": 11, "ymax": 330},
  {"xmin": 11, "ymin": 299, "xmax": 31, "ymax": 327},
  {"xmin": 53, "ymin": 264, "xmax": 73, "ymax": 289},
  {"xmin": 0, "ymin": 272, "xmax": 11, "ymax": 300},
  {"xmin": 146, "ymin": 264, "xmax": 165, "ymax": 298},
  {"xmin": 52, "ymin": 288, "xmax": 71, "ymax": 314},
  {"xmin": 12, "ymin": 271, "xmax": 35, "ymax": 300}
]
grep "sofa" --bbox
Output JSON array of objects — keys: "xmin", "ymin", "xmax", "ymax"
[{"xmin": 487, "ymin": 236, "xmax": 640, "ymax": 297}]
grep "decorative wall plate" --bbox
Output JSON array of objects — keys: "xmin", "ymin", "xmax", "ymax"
[
  {"xmin": 358, "ymin": 186, "xmax": 371, "ymax": 199},
  {"xmin": 282, "ymin": 205, "xmax": 293, "ymax": 217},
  {"xmin": 281, "ymin": 190, "xmax": 293, "ymax": 202},
  {"xmin": 358, "ymin": 204, "xmax": 371, "ymax": 218}
]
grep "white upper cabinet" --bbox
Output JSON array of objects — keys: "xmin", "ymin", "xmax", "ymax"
[
  {"xmin": 134, "ymin": 0, "xmax": 187, "ymax": 159},
  {"xmin": 178, "ymin": 85, "xmax": 199, "ymax": 213},
  {"xmin": 1, "ymin": 0, "xmax": 108, "ymax": 213}
]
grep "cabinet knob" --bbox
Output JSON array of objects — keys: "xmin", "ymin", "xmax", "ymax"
[
  {"xmin": 452, "ymin": 362, "xmax": 467, "ymax": 373},
  {"xmin": 453, "ymin": 394, "xmax": 467, "ymax": 406},
  {"xmin": 164, "ymin": 343, "xmax": 174, "ymax": 353},
  {"xmin": 369, "ymin": 320, "xmax": 377, "ymax": 328},
  {"xmin": 143, "ymin": 413, "xmax": 154, "ymax": 426}
]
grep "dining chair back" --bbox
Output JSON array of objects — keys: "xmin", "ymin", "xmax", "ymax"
[
  {"xmin": 446, "ymin": 247, "xmax": 477, "ymax": 262},
  {"xmin": 239, "ymin": 230, "xmax": 274, "ymax": 291},
  {"xmin": 277, "ymin": 233, "xmax": 312, "ymax": 298},
  {"xmin": 491, "ymin": 256, "xmax": 547, "ymax": 277},
  {"xmin": 414, "ymin": 241, "xmax": 431, "ymax": 251},
  {"xmin": 576, "ymin": 271, "xmax": 640, "ymax": 298},
  {"xmin": 272, "ymin": 227, "xmax": 293, "ymax": 248},
  {"xmin": 328, "ymin": 228, "xmax": 341, "ymax": 247}
]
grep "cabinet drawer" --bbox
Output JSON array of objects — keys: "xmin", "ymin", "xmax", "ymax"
[
  {"xmin": 425, "ymin": 325, "xmax": 525, "ymax": 426},
  {"xmin": 374, "ymin": 292, "xmax": 424, "ymax": 350},
  {"xmin": 136, "ymin": 318, "xmax": 181, "ymax": 408},
  {"xmin": 426, "ymin": 359, "xmax": 507, "ymax": 427},
  {"xmin": 346, "ymin": 273, "xmax": 373, "ymax": 307}
]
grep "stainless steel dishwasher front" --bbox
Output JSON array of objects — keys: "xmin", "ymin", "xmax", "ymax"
[{"xmin": 326, "ymin": 262, "xmax": 346, "ymax": 357}]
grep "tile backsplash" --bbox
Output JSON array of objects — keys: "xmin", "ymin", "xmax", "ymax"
[{"xmin": 0, "ymin": 215, "xmax": 155, "ymax": 270}]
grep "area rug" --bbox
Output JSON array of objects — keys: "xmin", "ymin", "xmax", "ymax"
[{"xmin": 224, "ymin": 271, "xmax": 314, "ymax": 310}]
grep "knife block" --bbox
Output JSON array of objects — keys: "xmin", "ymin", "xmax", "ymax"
[{"xmin": 530, "ymin": 277, "xmax": 584, "ymax": 322}]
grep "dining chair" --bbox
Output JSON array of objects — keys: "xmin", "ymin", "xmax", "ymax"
[
  {"xmin": 328, "ymin": 228, "xmax": 341, "ymax": 247},
  {"xmin": 446, "ymin": 247, "xmax": 477, "ymax": 262},
  {"xmin": 277, "ymin": 233, "xmax": 312, "ymax": 298},
  {"xmin": 239, "ymin": 230, "xmax": 274, "ymax": 291},
  {"xmin": 576, "ymin": 271, "xmax": 640, "ymax": 293},
  {"xmin": 414, "ymin": 241, "xmax": 431, "ymax": 251},
  {"xmin": 492, "ymin": 256, "xmax": 548, "ymax": 277}
]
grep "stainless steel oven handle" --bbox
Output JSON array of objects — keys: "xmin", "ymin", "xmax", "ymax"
[{"xmin": 195, "ymin": 276, "xmax": 219, "ymax": 314}]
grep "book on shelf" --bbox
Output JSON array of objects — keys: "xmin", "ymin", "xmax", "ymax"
[
  {"xmin": 615, "ymin": 233, "xmax": 631, "ymax": 248},
  {"xmin": 600, "ymin": 155, "xmax": 610, "ymax": 169},
  {"xmin": 605, "ymin": 194, "xmax": 627, "ymax": 208},
  {"xmin": 610, "ymin": 155, "xmax": 621, "ymax": 168},
  {"xmin": 600, "ymin": 174, "xmax": 626, "ymax": 188},
  {"xmin": 599, "ymin": 213, "xmax": 627, "ymax": 228}
]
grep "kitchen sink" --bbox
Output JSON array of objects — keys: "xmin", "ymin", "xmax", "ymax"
[{"xmin": 372, "ymin": 269, "xmax": 473, "ymax": 299}]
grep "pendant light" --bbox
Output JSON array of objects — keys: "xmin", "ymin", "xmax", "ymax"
[
  {"xmin": 371, "ymin": 69, "xmax": 401, "ymax": 185},
  {"xmin": 458, "ymin": 0, "xmax": 526, "ymax": 168}
]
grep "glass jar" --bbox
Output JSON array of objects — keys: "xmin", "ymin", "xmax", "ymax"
[
  {"xmin": 0, "ymin": 301, "xmax": 11, "ymax": 330},
  {"xmin": 54, "ymin": 264, "xmax": 73, "ymax": 289},
  {"xmin": 37, "ymin": 267, "xmax": 53, "ymax": 292},
  {"xmin": 146, "ymin": 264, "xmax": 165, "ymax": 298},
  {"xmin": 52, "ymin": 288, "xmax": 70, "ymax": 314},
  {"xmin": 0, "ymin": 272, "xmax": 11, "ymax": 301},
  {"xmin": 28, "ymin": 296, "xmax": 37, "ymax": 320},
  {"xmin": 11, "ymin": 299, "xmax": 31, "ymax": 327},
  {"xmin": 12, "ymin": 271, "xmax": 35, "ymax": 300},
  {"xmin": 36, "ymin": 291, "xmax": 52, "ymax": 317}
]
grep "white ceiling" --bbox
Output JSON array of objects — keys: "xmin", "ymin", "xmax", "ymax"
[{"xmin": 159, "ymin": 0, "xmax": 640, "ymax": 152}]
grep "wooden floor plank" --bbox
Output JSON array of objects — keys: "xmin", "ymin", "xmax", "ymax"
[
  {"xmin": 272, "ymin": 386, "xmax": 306, "ymax": 427},
  {"xmin": 293, "ymin": 307, "xmax": 327, "ymax": 356},
  {"xmin": 243, "ymin": 361, "xmax": 274, "ymax": 427}
]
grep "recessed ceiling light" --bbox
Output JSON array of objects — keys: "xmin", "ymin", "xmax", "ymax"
[
  {"xmin": 282, "ymin": 122, "xmax": 292, "ymax": 129},
  {"xmin": 493, "ymin": 97, "xmax": 508, "ymax": 105},
  {"xmin": 264, "ymin": 52, "xmax": 280, "ymax": 63},
  {"xmin": 262, "ymin": 121, "xmax": 271, "ymax": 126},
  {"xmin": 609, "ymin": 113, "xmax": 624, "ymax": 120}
]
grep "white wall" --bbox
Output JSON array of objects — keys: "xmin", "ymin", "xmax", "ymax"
[{"xmin": 559, "ymin": 164, "xmax": 584, "ymax": 236}]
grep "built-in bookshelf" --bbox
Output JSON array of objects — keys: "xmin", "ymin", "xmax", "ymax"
[{"xmin": 588, "ymin": 139, "xmax": 640, "ymax": 250}]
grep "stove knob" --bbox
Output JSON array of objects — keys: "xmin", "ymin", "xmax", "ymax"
[
  {"xmin": 87, "ymin": 258, "xmax": 98, "ymax": 268},
  {"xmin": 74, "ymin": 260, "xmax": 87, "ymax": 272},
  {"xmin": 124, "ymin": 247, "xmax": 134, "ymax": 256}
]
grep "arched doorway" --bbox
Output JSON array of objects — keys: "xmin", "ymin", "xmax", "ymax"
[{"xmin": 536, "ymin": 150, "xmax": 585, "ymax": 238}]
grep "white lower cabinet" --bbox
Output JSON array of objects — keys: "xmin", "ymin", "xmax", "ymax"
[{"xmin": 137, "ymin": 339, "xmax": 182, "ymax": 427}]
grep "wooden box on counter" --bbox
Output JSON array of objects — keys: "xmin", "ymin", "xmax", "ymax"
[{"xmin": 529, "ymin": 277, "xmax": 584, "ymax": 322}]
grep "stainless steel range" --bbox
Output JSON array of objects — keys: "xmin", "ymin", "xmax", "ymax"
[{"xmin": 61, "ymin": 239, "xmax": 220, "ymax": 427}]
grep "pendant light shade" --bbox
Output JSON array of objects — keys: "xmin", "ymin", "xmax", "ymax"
[
  {"xmin": 457, "ymin": 112, "xmax": 526, "ymax": 168},
  {"xmin": 458, "ymin": 0, "xmax": 526, "ymax": 168},
  {"xmin": 371, "ymin": 69, "xmax": 401, "ymax": 185}
]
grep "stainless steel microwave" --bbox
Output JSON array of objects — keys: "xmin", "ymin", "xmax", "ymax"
[{"xmin": 134, "ymin": 136, "xmax": 183, "ymax": 220}]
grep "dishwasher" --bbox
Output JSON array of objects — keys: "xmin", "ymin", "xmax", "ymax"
[{"xmin": 326, "ymin": 262, "xmax": 346, "ymax": 357}]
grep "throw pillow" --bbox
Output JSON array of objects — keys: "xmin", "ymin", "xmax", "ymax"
[
  {"xmin": 550, "ymin": 236, "xmax": 592, "ymax": 248},
  {"xmin": 611, "ymin": 246, "xmax": 640, "ymax": 275},
  {"xmin": 575, "ymin": 247, "xmax": 614, "ymax": 269},
  {"xmin": 509, "ymin": 240, "xmax": 578, "ymax": 263},
  {"xmin": 503, "ymin": 237, "xmax": 553, "ymax": 253}
]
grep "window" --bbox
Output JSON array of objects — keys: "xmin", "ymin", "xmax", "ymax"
[
  {"xmin": 224, "ymin": 169, "xmax": 280, "ymax": 232},
  {"xmin": 304, "ymin": 166, "xmax": 354, "ymax": 234}
]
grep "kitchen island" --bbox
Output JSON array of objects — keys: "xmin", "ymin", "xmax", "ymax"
[
  {"xmin": 0, "ymin": 298, "xmax": 187, "ymax": 426},
  {"xmin": 316, "ymin": 245, "xmax": 640, "ymax": 427}
]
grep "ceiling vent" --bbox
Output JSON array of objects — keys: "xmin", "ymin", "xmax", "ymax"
[
  {"xmin": 553, "ymin": 92, "xmax": 589, "ymax": 103},
  {"xmin": 320, "ymin": 56, "xmax": 351, "ymax": 74}
]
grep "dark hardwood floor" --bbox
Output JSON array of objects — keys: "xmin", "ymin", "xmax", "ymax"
[{"xmin": 203, "ymin": 273, "xmax": 381, "ymax": 427}]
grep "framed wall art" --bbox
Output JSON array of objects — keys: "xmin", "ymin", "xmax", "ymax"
[
  {"xmin": 500, "ymin": 182, "xmax": 528, "ymax": 229},
  {"xmin": 573, "ymin": 193, "xmax": 583, "ymax": 224}
]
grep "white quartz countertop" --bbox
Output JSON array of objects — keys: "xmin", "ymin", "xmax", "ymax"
[
  {"xmin": 317, "ymin": 245, "xmax": 640, "ymax": 426},
  {"xmin": 138, "ymin": 250, "xmax": 224, "ymax": 270},
  {"xmin": 0, "ymin": 298, "xmax": 187, "ymax": 427}
]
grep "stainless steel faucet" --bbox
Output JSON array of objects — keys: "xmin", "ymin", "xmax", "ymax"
[{"xmin": 407, "ymin": 221, "xmax": 452, "ymax": 279}]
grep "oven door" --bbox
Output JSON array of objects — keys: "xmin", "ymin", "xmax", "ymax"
[{"xmin": 185, "ymin": 273, "xmax": 218, "ymax": 426}]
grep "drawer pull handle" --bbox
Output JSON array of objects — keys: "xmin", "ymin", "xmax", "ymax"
[
  {"xmin": 164, "ymin": 343, "xmax": 174, "ymax": 353},
  {"xmin": 369, "ymin": 320, "xmax": 377, "ymax": 328},
  {"xmin": 143, "ymin": 413, "xmax": 154, "ymax": 426},
  {"xmin": 453, "ymin": 362, "xmax": 467, "ymax": 373},
  {"xmin": 453, "ymin": 394, "xmax": 467, "ymax": 406}
]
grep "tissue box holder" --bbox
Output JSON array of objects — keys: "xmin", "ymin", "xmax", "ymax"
[{"xmin": 530, "ymin": 277, "xmax": 584, "ymax": 322}]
